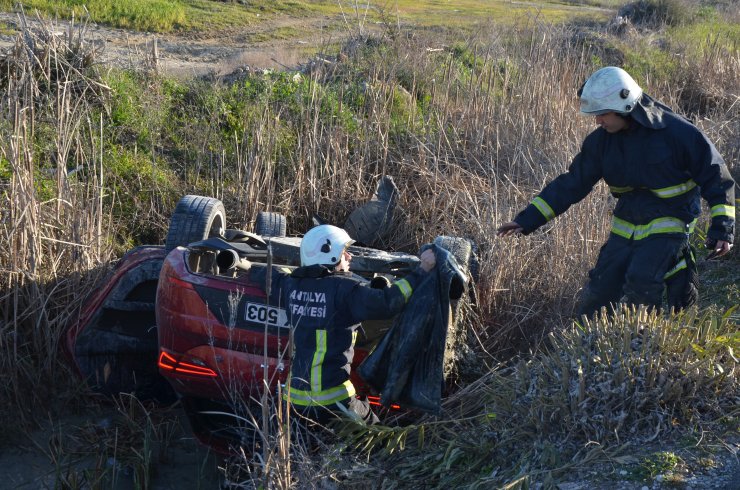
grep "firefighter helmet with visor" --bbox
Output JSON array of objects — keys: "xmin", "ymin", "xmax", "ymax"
[
  {"xmin": 300, "ymin": 224, "xmax": 355, "ymax": 267},
  {"xmin": 579, "ymin": 66, "xmax": 642, "ymax": 115}
]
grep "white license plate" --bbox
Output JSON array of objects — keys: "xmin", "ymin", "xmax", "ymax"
[{"xmin": 244, "ymin": 302, "xmax": 289, "ymax": 328}]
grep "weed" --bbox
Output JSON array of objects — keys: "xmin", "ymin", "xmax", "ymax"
[
  {"xmin": 338, "ymin": 307, "xmax": 739, "ymax": 487},
  {"xmin": 636, "ymin": 451, "xmax": 684, "ymax": 480},
  {"xmin": 40, "ymin": 395, "xmax": 179, "ymax": 489}
]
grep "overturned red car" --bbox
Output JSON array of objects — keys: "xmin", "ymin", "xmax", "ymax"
[{"xmin": 66, "ymin": 192, "xmax": 475, "ymax": 452}]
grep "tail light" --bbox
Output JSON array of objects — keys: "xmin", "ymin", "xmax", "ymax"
[
  {"xmin": 366, "ymin": 395, "xmax": 400, "ymax": 410},
  {"xmin": 158, "ymin": 350, "xmax": 217, "ymax": 378}
]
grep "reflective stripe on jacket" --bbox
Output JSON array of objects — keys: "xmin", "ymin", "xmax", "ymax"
[
  {"xmin": 263, "ymin": 264, "xmax": 424, "ymax": 407},
  {"xmin": 514, "ymin": 95, "xmax": 736, "ymax": 243}
]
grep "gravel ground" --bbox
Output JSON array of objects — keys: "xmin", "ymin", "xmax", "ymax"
[{"xmin": 556, "ymin": 437, "xmax": 740, "ymax": 490}]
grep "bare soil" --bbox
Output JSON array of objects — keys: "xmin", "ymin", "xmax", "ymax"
[
  {"xmin": 0, "ymin": 10, "xmax": 355, "ymax": 78},
  {"xmin": 3, "ymin": 408, "xmax": 223, "ymax": 489}
]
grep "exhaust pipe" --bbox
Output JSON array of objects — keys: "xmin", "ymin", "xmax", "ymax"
[{"xmin": 216, "ymin": 249, "xmax": 252, "ymax": 272}]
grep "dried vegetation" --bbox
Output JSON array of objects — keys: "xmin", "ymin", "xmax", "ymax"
[
  {"xmin": 336, "ymin": 307, "xmax": 738, "ymax": 487},
  {"xmin": 0, "ymin": 1, "xmax": 737, "ymax": 488}
]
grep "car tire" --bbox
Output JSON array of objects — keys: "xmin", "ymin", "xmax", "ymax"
[
  {"xmin": 165, "ymin": 195, "xmax": 226, "ymax": 252},
  {"xmin": 432, "ymin": 235, "xmax": 480, "ymax": 380},
  {"xmin": 255, "ymin": 211, "xmax": 287, "ymax": 237},
  {"xmin": 433, "ymin": 236, "xmax": 473, "ymax": 276}
]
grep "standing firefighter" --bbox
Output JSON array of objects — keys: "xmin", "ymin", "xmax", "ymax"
[{"xmin": 497, "ymin": 66, "xmax": 735, "ymax": 317}]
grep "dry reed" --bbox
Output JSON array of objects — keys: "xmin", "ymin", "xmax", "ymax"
[{"xmin": 0, "ymin": 7, "xmax": 737, "ymax": 489}]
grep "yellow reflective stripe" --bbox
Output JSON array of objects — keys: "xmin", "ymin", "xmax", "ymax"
[
  {"xmin": 651, "ymin": 179, "xmax": 697, "ymax": 198},
  {"xmin": 611, "ymin": 217, "xmax": 634, "ymax": 239},
  {"xmin": 351, "ymin": 330, "xmax": 357, "ymax": 347},
  {"xmin": 664, "ymin": 259, "xmax": 686, "ymax": 280},
  {"xmin": 611, "ymin": 217, "xmax": 696, "ymax": 240},
  {"xmin": 633, "ymin": 218, "xmax": 689, "ymax": 239},
  {"xmin": 286, "ymin": 380, "xmax": 356, "ymax": 406},
  {"xmin": 532, "ymin": 196, "xmax": 555, "ymax": 221},
  {"xmin": 609, "ymin": 185, "xmax": 634, "ymax": 194},
  {"xmin": 609, "ymin": 180, "xmax": 697, "ymax": 198},
  {"xmin": 394, "ymin": 278, "xmax": 412, "ymax": 301},
  {"xmin": 311, "ymin": 330, "xmax": 327, "ymax": 393},
  {"xmin": 710, "ymin": 204, "xmax": 735, "ymax": 219}
]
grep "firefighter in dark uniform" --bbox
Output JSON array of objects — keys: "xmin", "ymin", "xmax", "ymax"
[
  {"xmin": 265, "ymin": 224, "xmax": 436, "ymax": 426},
  {"xmin": 497, "ymin": 66, "xmax": 735, "ymax": 317}
]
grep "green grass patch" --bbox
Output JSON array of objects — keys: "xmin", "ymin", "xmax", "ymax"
[
  {"xmin": 0, "ymin": 19, "xmax": 14, "ymax": 35},
  {"xmin": 0, "ymin": 156, "xmax": 11, "ymax": 181},
  {"xmin": 0, "ymin": 0, "xmax": 327, "ymax": 32},
  {"xmin": 246, "ymin": 25, "xmax": 304, "ymax": 44},
  {"xmin": 635, "ymin": 451, "xmax": 684, "ymax": 480},
  {"xmin": 1, "ymin": 0, "xmax": 188, "ymax": 32},
  {"xmin": 106, "ymin": 70, "xmax": 187, "ymax": 147},
  {"xmin": 390, "ymin": 0, "xmax": 612, "ymax": 26},
  {"xmin": 0, "ymin": 0, "xmax": 613, "ymax": 33},
  {"xmin": 620, "ymin": 41, "xmax": 681, "ymax": 87},
  {"xmin": 668, "ymin": 19, "xmax": 740, "ymax": 53}
]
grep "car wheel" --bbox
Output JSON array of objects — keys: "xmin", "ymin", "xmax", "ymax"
[
  {"xmin": 433, "ymin": 236, "xmax": 474, "ymax": 276},
  {"xmin": 432, "ymin": 235, "xmax": 480, "ymax": 380},
  {"xmin": 165, "ymin": 195, "xmax": 226, "ymax": 252},
  {"xmin": 255, "ymin": 211, "xmax": 287, "ymax": 237}
]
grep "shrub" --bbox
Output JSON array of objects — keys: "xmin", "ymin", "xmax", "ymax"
[{"xmin": 619, "ymin": 0, "xmax": 699, "ymax": 27}]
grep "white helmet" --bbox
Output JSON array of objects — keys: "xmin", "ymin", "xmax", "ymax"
[
  {"xmin": 300, "ymin": 224, "xmax": 355, "ymax": 267},
  {"xmin": 579, "ymin": 66, "xmax": 642, "ymax": 115}
]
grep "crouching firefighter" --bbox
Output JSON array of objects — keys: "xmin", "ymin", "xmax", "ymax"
[
  {"xmin": 497, "ymin": 66, "xmax": 735, "ymax": 317},
  {"xmin": 255, "ymin": 224, "xmax": 436, "ymax": 427}
]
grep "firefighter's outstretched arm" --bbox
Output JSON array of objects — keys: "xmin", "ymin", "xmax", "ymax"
[{"xmin": 349, "ymin": 248, "xmax": 436, "ymax": 320}]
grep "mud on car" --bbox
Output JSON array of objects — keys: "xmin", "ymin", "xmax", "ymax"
[{"xmin": 65, "ymin": 194, "xmax": 476, "ymax": 453}]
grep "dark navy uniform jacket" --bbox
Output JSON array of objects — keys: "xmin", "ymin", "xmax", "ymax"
[
  {"xmin": 262, "ymin": 264, "xmax": 425, "ymax": 407},
  {"xmin": 514, "ymin": 95, "xmax": 736, "ymax": 244}
]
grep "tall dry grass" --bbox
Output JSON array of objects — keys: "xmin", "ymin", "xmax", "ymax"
[
  {"xmin": 336, "ymin": 306, "xmax": 739, "ymax": 487},
  {"xmin": 0, "ymin": 7, "xmax": 737, "ymax": 487},
  {"xmin": 0, "ymin": 16, "xmax": 117, "ymax": 436}
]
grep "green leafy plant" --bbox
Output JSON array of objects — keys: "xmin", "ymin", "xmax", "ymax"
[{"xmin": 636, "ymin": 451, "xmax": 684, "ymax": 480}]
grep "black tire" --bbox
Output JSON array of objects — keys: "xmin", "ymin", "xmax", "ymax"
[
  {"xmin": 165, "ymin": 195, "xmax": 226, "ymax": 252},
  {"xmin": 433, "ymin": 236, "xmax": 473, "ymax": 276},
  {"xmin": 255, "ymin": 211, "xmax": 287, "ymax": 237},
  {"xmin": 433, "ymin": 236, "xmax": 480, "ymax": 382}
]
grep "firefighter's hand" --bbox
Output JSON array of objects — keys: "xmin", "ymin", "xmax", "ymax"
[
  {"xmin": 497, "ymin": 221, "xmax": 523, "ymax": 237},
  {"xmin": 706, "ymin": 239, "xmax": 732, "ymax": 259},
  {"xmin": 419, "ymin": 249, "xmax": 436, "ymax": 272}
]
